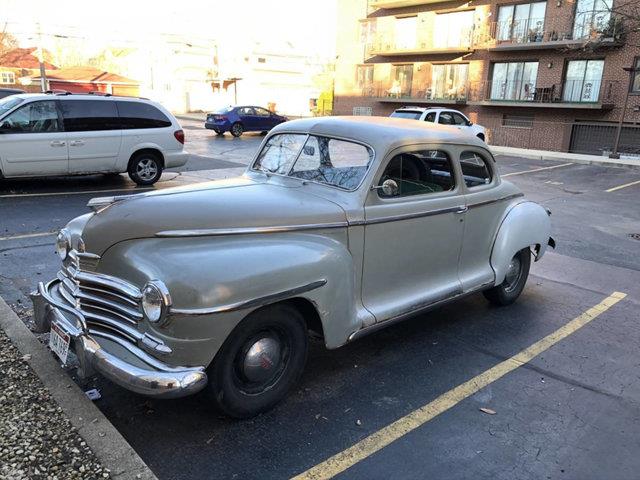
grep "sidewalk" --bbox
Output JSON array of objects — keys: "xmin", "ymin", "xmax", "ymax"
[
  {"xmin": 490, "ymin": 145, "xmax": 640, "ymax": 169},
  {"xmin": 0, "ymin": 298, "xmax": 157, "ymax": 480}
]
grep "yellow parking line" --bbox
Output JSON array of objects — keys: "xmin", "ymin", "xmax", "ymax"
[
  {"xmin": 0, "ymin": 231, "xmax": 55, "ymax": 242},
  {"xmin": 501, "ymin": 162, "xmax": 574, "ymax": 177},
  {"xmin": 606, "ymin": 179, "xmax": 640, "ymax": 193},
  {"xmin": 292, "ymin": 291, "xmax": 627, "ymax": 480}
]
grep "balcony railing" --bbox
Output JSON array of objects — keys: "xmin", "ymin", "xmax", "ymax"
[
  {"xmin": 365, "ymin": 28, "xmax": 475, "ymax": 57},
  {"xmin": 481, "ymin": 12, "xmax": 624, "ymax": 49},
  {"xmin": 468, "ymin": 78, "xmax": 618, "ymax": 106},
  {"xmin": 358, "ymin": 81, "xmax": 469, "ymax": 103}
]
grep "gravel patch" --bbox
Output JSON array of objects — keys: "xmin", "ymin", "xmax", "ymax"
[{"xmin": 0, "ymin": 329, "xmax": 110, "ymax": 480}]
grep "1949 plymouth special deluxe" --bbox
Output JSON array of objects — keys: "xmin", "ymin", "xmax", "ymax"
[{"xmin": 32, "ymin": 116, "xmax": 554, "ymax": 418}]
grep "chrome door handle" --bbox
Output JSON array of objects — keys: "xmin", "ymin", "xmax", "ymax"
[
  {"xmin": 69, "ymin": 140, "xmax": 85, "ymax": 146},
  {"xmin": 50, "ymin": 140, "xmax": 66, "ymax": 147},
  {"xmin": 454, "ymin": 206, "xmax": 468, "ymax": 214}
]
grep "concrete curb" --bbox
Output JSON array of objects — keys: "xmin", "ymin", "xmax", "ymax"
[
  {"xmin": 490, "ymin": 145, "xmax": 640, "ymax": 170},
  {"xmin": 0, "ymin": 297, "xmax": 157, "ymax": 480}
]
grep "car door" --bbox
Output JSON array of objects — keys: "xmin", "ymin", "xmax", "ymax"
[
  {"xmin": 254, "ymin": 107, "xmax": 277, "ymax": 130},
  {"xmin": 457, "ymin": 149, "xmax": 502, "ymax": 291},
  {"xmin": 361, "ymin": 147, "xmax": 465, "ymax": 322},
  {"xmin": 238, "ymin": 107, "xmax": 257, "ymax": 131},
  {"xmin": 60, "ymin": 99, "xmax": 122, "ymax": 173},
  {"xmin": 0, "ymin": 99, "xmax": 68, "ymax": 176}
]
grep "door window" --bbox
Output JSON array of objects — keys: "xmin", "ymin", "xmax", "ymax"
[
  {"xmin": 438, "ymin": 112, "xmax": 455, "ymax": 125},
  {"xmin": 429, "ymin": 63, "xmax": 468, "ymax": 100},
  {"xmin": 0, "ymin": 100, "xmax": 60, "ymax": 133},
  {"xmin": 562, "ymin": 59, "xmax": 604, "ymax": 102},
  {"xmin": 452, "ymin": 112, "xmax": 468, "ymax": 125},
  {"xmin": 238, "ymin": 107, "xmax": 255, "ymax": 116},
  {"xmin": 460, "ymin": 151, "xmax": 492, "ymax": 187},
  {"xmin": 424, "ymin": 112, "xmax": 436, "ymax": 122},
  {"xmin": 60, "ymin": 100, "xmax": 120, "ymax": 132},
  {"xmin": 490, "ymin": 61, "xmax": 538, "ymax": 101},
  {"xmin": 389, "ymin": 64, "xmax": 413, "ymax": 97},
  {"xmin": 395, "ymin": 16, "xmax": 417, "ymax": 50},
  {"xmin": 496, "ymin": 2, "xmax": 547, "ymax": 43},
  {"xmin": 254, "ymin": 107, "xmax": 271, "ymax": 116},
  {"xmin": 434, "ymin": 11, "xmax": 474, "ymax": 49},
  {"xmin": 378, "ymin": 150, "xmax": 455, "ymax": 197},
  {"xmin": 116, "ymin": 101, "xmax": 172, "ymax": 129},
  {"xmin": 573, "ymin": 0, "xmax": 612, "ymax": 39}
]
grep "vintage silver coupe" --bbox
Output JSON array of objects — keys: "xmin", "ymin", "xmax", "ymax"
[{"xmin": 32, "ymin": 117, "xmax": 554, "ymax": 417}]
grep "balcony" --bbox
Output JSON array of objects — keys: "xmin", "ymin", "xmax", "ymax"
[
  {"xmin": 368, "ymin": 0, "xmax": 461, "ymax": 9},
  {"xmin": 359, "ymin": 81, "xmax": 468, "ymax": 105},
  {"xmin": 480, "ymin": 13, "xmax": 624, "ymax": 51},
  {"xmin": 468, "ymin": 79, "xmax": 618, "ymax": 109},
  {"xmin": 365, "ymin": 29, "xmax": 475, "ymax": 62}
]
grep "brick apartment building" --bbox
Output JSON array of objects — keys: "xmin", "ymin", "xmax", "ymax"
[{"xmin": 333, "ymin": 0, "xmax": 640, "ymax": 155}]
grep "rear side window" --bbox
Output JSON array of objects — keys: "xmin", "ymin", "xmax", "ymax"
[
  {"xmin": 378, "ymin": 150, "xmax": 455, "ymax": 198},
  {"xmin": 460, "ymin": 151, "xmax": 492, "ymax": 188},
  {"xmin": 60, "ymin": 100, "xmax": 119, "ymax": 132},
  {"xmin": 116, "ymin": 101, "xmax": 172, "ymax": 129},
  {"xmin": 391, "ymin": 110, "xmax": 422, "ymax": 120}
]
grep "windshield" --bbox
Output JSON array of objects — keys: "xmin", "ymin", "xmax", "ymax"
[
  {"xmin": 0, "ymin": 96, "xmax": 24, "ymax": 115},
  {"xmin": 391, "ymin": 111, "xmax": 422, "ymax": 120},
  {"xmin": 253, "ymin": 133, "xmax": 374, "ymax": 190}
]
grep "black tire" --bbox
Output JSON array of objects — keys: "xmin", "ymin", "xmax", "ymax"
[
  {"xmin": 230, "ymin": 122, "xmax": 244, "ymax": 137},
  {"xmin": 206, "ymin": 303, "xmax": 308, "ymax": 418},
  {"xmin": 213, "ymin": 129, "xmax": 224, "ymax": 136},
  {"xmin": 483, "ymin": 248, "xmax": 531, "ymax": 306},
  {"xmin": 127, "ymin": 152, "xmax": 163, "ymax": 186}
]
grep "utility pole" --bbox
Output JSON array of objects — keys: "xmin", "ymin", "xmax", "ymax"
[
  {"xmin": 36, "ymin": 22, "xmax": 47, "ymax": 92},
  {"xmin": 609, "ymin": 65, "xmax": 639, "ymax": 159}
]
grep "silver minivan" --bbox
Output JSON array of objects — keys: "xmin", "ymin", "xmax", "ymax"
[{"xmin": 0, "ymin": 92, "xmax": 189, "ymax": 185}]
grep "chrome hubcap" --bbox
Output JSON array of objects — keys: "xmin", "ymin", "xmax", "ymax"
[
  {"xmin": 137, "ymin": 158, "xmax": 158, "ymax": 180},
  {"xmin": 504, "ymin": 256, "xmax": 522, "ymax": 292},
  {"xmin": 242, "ymin": 337, "xmax": 282, "ymax": 383}
]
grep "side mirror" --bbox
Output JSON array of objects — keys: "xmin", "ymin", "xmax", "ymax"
[
  {"xmin": 371, "ymin": 178, "xmax": 399, "ymax": 196},
  {"xmin": 0, "ymin": 121, "xmax": 12, "ymax": 133},
  {"xmin": 466, "ymin": 121, "xmax": 473, "ymax": 126}
]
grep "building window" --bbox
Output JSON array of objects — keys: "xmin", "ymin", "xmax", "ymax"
[
  {"xmin": 563, "ymin": 59, "xmax": 604, "ymax": 102},
  {"xmin": 0, "ymin": 72, "xmax": 16, "ymax": 85},
  {"xmin": 502, "ymin": 114, "xmax": 534, "ymax": 128},
  {"xmin": 429, "ymin": 64, "xmax": 468, "ymax": 100},
  {"xmin": 395, "ymin": 16, "xmax": 417, "ymax": 50},
  {"xmin": 356, "ymin": 65, "xmax": 374, "ymax": 96},
  {"xmin": 389, "ymin": 64, "xmax": 413, "ymax": 98},
  {"xmin": 496, "ymin": 2, "xmax": 547, "ymax": 43},
  {"xmin": 434, "ymin": 11, "xmax": 474, "ymax": 49},
  {"xmin": 573, "ymin": 0, "xmax": 612, "ymax": 39},
  {"xmin": 632, "ymin": 57, "xmax": 640, "ymax": 94},
  {"xmin": 490, "ymin": 62, "xmax": 539, "ymax": 101}
]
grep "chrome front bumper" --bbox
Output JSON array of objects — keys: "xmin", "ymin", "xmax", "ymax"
[{"xmin": 31, "ymin": 280, "xmax": 208, "ymax": 399}]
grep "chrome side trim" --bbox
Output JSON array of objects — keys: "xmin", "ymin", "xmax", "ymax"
[
  {"xmin": 156, "ymin": 224, "xmax": 348, "ymax": 238},
  {"xmin": 171, "ymin": 279, "xmax": 327, "ymax": 316},
  {"xmin": 467, "ymin": 193, "xmax": 524, "ymax": 210},
  {"xmin": 348, "ymin": 281, "xmax": 495, "ymax": 343},
  {"xmin": 351, "ymin": 205, "xmax": 465, "ymax": 226}
]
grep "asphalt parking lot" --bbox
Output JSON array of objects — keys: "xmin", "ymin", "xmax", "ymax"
[{"xmin": 1, "ymin": 125, "xmax": 640, "ymax": 479}]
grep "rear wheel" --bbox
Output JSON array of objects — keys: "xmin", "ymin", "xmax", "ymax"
[
  {"xmin": 230, "ymin": 122, "xmax": 244, "ymax": 137},
  {"xmin": 483, "ymin": 248, "xmax": 531, "ymax": 306},
  {"xmin": 127, "ymin": 152, "xmax": 163, "ymax": 186},
  {"xmin": 205, "ymin": 304, "xmax": 308, "ymax": 418}
]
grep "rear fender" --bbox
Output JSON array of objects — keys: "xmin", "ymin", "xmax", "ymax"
[{"xmin": 491, "ymin": 201, "xmax": 551, "ymax": 284}]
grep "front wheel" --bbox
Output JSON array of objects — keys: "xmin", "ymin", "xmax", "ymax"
[
  {"xmin": 205, "ymin": 304, "xmax": 308, "ymax": 418},
  {"xmin": 483, "ymin": 248, "xmax": 531, "ymax": 306},
  {"xmin": 127, "ymin": 152, "xmax": 163, "ymax": 186},
  {"xmin": 230, "ymin": 122, "xmax": 244, "ymax": 137},
  {"xmin": 213, "ymin": 128, "xmax": 224, "ymax": 136}
]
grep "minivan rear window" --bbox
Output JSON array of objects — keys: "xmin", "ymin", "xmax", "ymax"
[
  {"xmin": 60, "ymin": 100, "xmax": 120, "ymax": 131},
  {"xmin": 116, "ymin": 101, "xmax": 172, "ymax": 129},
  {"xmin": 390, "ymin": 111, "xmax": 422, "ymax": 120}
]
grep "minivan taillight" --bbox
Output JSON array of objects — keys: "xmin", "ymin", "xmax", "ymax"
[{"xmin": 174, "ymin": 129, "xmax": 185, "ymax": 144}]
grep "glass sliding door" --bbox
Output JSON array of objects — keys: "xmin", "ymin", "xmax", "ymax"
[
  {"xmin": 496, "ymin": 2, "xmax": 546, "ymax": 43},
  {"xmin": 490, "ymin": 62, "xmax": 538, "ymax": 100},
  {"xmin": 429, "ymin": 64, "xmax": 469, "ymax": 100},
  {"xmin": 356, "ymin": 65, "xmax": 374, "ymax": 96},
  {"xmin": 395, "ymin": 16, "xmax": 417, "ymax": 50},
  {"xmin": 389, "ymin": 64, "xmax": 413, "ymax": 97},
  {"xmin": 573, "ymin": 0, "xmax": 612, "ymax": 39},
  {"xmin": 434, "ymin": 11, "xmax": 474, "ymax": 49},
  {"xmin": 563, "ymin": 59, "xmax": 604, "ymax": 102}
]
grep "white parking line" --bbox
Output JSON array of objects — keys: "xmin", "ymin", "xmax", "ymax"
[
  {"xmin": 502, "ymin": 162, "xmax": 574, "ymax": 177},
  {"xmin": 606, "ymin": 179, "xmax": 640, "ymax": 193},
  {"xmin": 0, "ymin": 231, "xmax": 55, "ymax": 242}
]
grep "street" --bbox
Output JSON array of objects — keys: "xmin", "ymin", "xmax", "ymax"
[{"xmin": 1, "ymin": 121, "xmax": 640, "ymax": 479}]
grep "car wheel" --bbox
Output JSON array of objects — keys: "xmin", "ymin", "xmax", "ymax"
[
  {"xmin": 483, "ymin": 248, "xmax": 531, "ymax": 306},
  {"xmin": 213, "ymin": 128, "xmax": 224, "ymax": 136},
  {"xmin": 230, "ymin": 122, "xmax": 244, "ymax": 137},
  {"xmin": 205, "ymin": 303, "xmax": 308, "ymax": 418},
  {"xmin": 127, "ymin": 152, "xmax": 163, "ymax": 186}
]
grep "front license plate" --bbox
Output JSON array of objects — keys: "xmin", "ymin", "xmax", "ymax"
[{"xmin": 49, "ymin": 321, "xmax": 70, "ymax": 365}]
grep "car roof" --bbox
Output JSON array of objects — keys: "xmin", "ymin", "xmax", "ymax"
[
  {"xmin": 394, "ymin": 106, "xmax": 452, "ymax": 112},
  {"xmin": 271, "ymin": 116, "xmax": 486, "ymax": 154},
  {"xmin": 9, "ymin": 92, "xmax": 150, "ymax": 102}
]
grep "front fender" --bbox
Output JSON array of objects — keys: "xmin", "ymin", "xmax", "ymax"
[
  {"xmin": 98, "ymin": 231, "xmax": 357, "ymax": 365},
  {"xmin": 491, "ymin": 201, "xmax": 552, "ymax": 284}
]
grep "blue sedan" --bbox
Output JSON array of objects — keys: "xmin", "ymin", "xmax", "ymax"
[{"xmin": 205, "ymin": 105, "xmax": 288, "ymax": 137}]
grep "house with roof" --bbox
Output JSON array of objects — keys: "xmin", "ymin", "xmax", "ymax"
[
  {"xmin": 33, "ymin": 66, "xmax": 140, "ymax": 96},
  {"xmin": 0, "ymin": 47, "xmax": 57, "ymax": 91}
]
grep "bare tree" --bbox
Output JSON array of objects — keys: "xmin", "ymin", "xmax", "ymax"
[{"xmin": 0, "ymin": 23, "xmax": 18, "ymax": 58}]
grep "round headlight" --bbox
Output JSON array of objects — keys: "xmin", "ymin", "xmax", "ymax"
[
  {"xmin": 142, "ymin": 281, "xmax": 171, "ymax": 324},
  {"xmin": 56, "ymin": 229, "xmax": 71, "ymax": 260}
]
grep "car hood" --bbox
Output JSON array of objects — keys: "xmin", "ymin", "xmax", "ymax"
[{"xmin": 81, "ymin": 176, "xmax": 347, "ymax": 255}]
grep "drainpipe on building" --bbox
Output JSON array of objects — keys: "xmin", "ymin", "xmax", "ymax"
[{"xmin": 610, "ymin": 66, "xmax": 639, "ymax": 159}]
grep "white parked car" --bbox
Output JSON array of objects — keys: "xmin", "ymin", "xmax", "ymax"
[
  {"xmin": 0, "ymin": 93, "xmax": 189, "ymax": 185},
  {"xmin": 390, "ymin": 106, "xmax": 487, "ymax": 142}
]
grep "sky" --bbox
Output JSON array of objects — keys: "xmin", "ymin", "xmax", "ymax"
[{"xmin": 1, "ymin": 0, "xmax": 338, "ymax": 59}]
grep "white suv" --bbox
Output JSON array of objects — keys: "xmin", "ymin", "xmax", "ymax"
[
  {"xmin": 0, "ymin": 93, "xmax": 189, "ymax": 185},
  {"xmin": 390, "ymin": 107, "xmax": 487, "ymax": 142}
]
